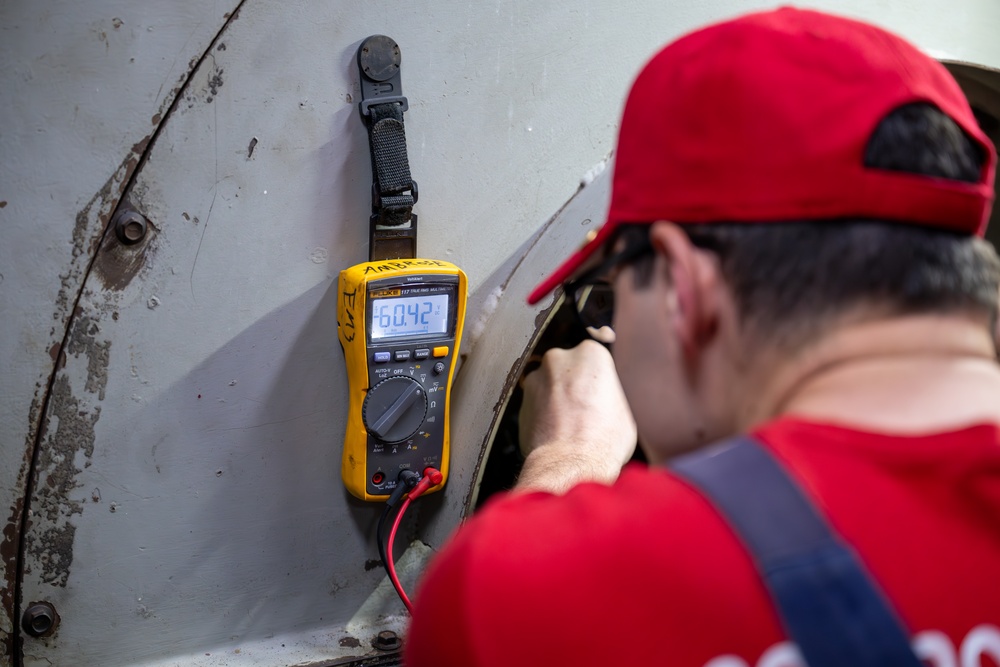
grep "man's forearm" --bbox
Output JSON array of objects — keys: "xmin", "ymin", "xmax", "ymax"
[{"xmin": 514, "ymin": 443, "xmax": 625, "ymax": 494}]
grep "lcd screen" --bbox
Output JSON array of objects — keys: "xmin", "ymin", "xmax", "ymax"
[{"xmin": 370, "ymin": 293, "xmax": 450, "ymax": 340}]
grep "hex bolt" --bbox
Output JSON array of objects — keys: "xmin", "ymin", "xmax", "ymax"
[
  {"xmin": 113, "ymin": 209, "xmax": 148, "ymax": 245},
  {"xmin": 22, "ymin": 601, "xmax": 58, "ymax": 638},
  {"xmin": 372, "ymin": 630, "xmax": 402, "ymax": 651}
]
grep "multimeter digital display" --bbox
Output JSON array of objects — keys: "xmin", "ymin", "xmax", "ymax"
[
  {"xmin": 369, "ymin": 292, "xmax": 450, "ymax": 340},
  {"xmin": 338, "ymin": 259, "xmax": 467, "ymax": 501}
]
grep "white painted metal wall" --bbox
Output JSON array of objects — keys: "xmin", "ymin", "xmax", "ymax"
[{"xmin": 1, "ymin": 1, "xmax": 997, "ymax": 665}]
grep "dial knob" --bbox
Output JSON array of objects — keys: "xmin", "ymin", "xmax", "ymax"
[{"xmin": 362, "ymin": 376, "xmax": 428, "ymax": 444}]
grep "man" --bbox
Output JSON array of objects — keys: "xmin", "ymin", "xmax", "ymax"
[{"xmin": 406, "ymin": 8, "xmax": 1000, "ymax": 667}]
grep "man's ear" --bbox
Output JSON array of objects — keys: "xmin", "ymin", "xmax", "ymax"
[{"xmin": 648, "ymin": 222, "xmax": 721, "ymax": 360}]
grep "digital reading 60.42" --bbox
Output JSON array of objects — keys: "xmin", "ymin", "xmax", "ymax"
[{"xmin": 370, "ymin": 294, "xmax": 449, "ymax": 340}]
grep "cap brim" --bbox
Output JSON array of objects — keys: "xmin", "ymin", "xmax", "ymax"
[{"xmin": 526, "ymin": 222, "xmax": 618, "ymax": 305}]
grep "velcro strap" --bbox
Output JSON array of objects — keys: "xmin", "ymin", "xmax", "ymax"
[{"xmin": 369, "ymin": 102, "xmax": 414, "ymax": 227}]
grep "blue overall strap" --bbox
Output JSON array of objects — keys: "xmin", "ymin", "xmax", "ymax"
[{"xmin": 670, "ymin": 436, "xmax": 923, "ymax": 667}]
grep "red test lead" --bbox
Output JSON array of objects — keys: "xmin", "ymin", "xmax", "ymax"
[{"xmin": 380, "ymin": 467, "xmax": 444, "ymax": 614}]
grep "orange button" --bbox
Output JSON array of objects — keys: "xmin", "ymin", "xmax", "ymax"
[{"xmin": 433, "ymin": 346, "xmax": 449, "ymax": 358}]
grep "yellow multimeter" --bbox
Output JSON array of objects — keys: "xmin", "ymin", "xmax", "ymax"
[{"xmin": 338, "ymin": 258, "xmax": 467, "ymax": 501}]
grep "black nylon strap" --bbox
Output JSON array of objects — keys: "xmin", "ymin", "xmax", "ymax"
[
  {"xmin": 357, "ymin": 35, "xmax": 419, "ymax": 261},
  {"xmin": 670, "ymin": 437, "xmax": 923, "ymax": 667},
  {"xmin": 367, "ymin": 101, "xmax": 415, "ymax": 228}
]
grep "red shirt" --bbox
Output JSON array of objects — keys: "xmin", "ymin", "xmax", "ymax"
[{"xmin": 405, "ymin": 419, "xmax": 1000, "ymax": 667}]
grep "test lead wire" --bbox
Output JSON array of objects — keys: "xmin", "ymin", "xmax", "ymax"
[{"xmin": 377, "ymin": 467, "xmax": 444, "ymax": 614}]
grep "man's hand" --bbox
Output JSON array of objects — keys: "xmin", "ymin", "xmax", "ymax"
[{"xmin": 515, "ymin": 340, "xmax": 638, "ymax": 494}]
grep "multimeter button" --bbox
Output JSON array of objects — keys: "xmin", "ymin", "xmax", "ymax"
[
  {"xmin": 433, "ymin": 362, "xmax": 446, "ymax": 375},
  {"xmin": 432, "ymin": 346, "xmax": 449, "ymax": 358},
  {"xmin": 394, "ymin": 350, "xmax": 411, "ymax": 362},
  {"xmin": 414, "ymin": 348, "xmax": 430, "ymax": 360},
  {"xmin": 373, "ymin": 352, "xmax": 391, "ymax": 363}
]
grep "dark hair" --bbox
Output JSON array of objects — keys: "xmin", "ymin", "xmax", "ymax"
[{"xmin": 620, "ymin": 103, "xmax": 1000, "ymax": 348}]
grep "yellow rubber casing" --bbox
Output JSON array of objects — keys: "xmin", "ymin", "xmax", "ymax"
[{"xmin": 337, "ymin": 259, "xmax": 467, "ymax": 501}]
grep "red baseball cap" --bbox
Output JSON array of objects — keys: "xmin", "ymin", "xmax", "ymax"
[{"xmin": 528, "ymin": 7, "xmax": 996, "ymax": 305}]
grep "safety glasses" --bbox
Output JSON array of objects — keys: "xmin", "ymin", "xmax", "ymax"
[{"xmin": 563, "ymin": 234, "xmax": 653, "ymax": 344}]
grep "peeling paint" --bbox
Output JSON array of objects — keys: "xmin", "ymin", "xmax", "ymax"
[
  {"xmin": 66, "ymin": 316, "xmax": 112, "ymax": 401},
  {"xmin": 9, "ymin": 68, "xmax": 181, "ymax": 652},
  {"xmin": 4, "ymin": 2, "xmax": 251, "ymax": 663},
  {"xmin": 1, "ymin": 382, "xmax": 46, "ymax": 660},
  {"xmin": 26, "ymin": 380, "xmax": 95, "ymax": 587},
  {"xmin": 55, "ymin": 136, "xmax": 152, "ymax": 326},
  {"xmin": 12, "ymin": 66, "xmax": 167, "ymax": 644},
  {"xmin": 26, "ymin": 357, "xmax": 105, "ymax": 588},
  {"xmin": 0, "ymin": 495, "xmax": 24, "ymax": 659},
  {"xmin": 14, "ymin": 316, "xmax": 111, "ymax": 639}
]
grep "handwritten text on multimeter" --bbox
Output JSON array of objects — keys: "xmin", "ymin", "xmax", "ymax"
[{"xmin": 341, "ymin": 260, "xmax": 455, "ymax": 344}]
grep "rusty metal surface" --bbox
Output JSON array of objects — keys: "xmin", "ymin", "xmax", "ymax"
[{"xmin": 0, "ymin": 3, "xmax": 243, "ymax": 664}]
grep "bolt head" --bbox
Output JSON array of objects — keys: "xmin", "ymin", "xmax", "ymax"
[
  {"xmin": 113, "ymin": 210, "xmax": 148, "ymax": 245},
  {"xmin": 122, "ymin": 221, "xmax": 144, "ymax": 241},
  {"xmin": 22, "ymin": 602, "xmax": 58, "ymax": 638},
  {"xmin": 372, "ymin": 629, "xmax": 402, "ymax": 651}
]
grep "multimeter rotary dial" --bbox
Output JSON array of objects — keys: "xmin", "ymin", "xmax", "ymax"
[{"xmin": 362, "ymin": 376, "xmax": 428, "ymax": 444}]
